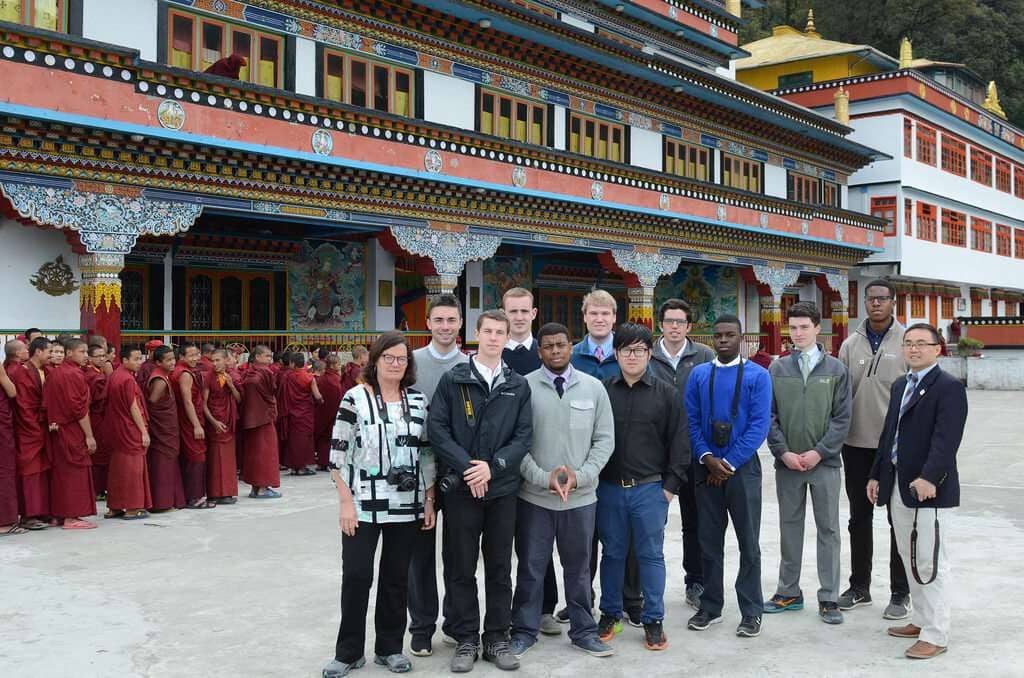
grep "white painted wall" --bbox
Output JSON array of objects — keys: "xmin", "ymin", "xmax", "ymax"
[
  {"xmin": 553, "ymin": 106, "xmax": 566, "ymax": 151},
  {"xmin": 463, "ymin": 260, "xmax": 483, "ymax": 343},
  {"xmin": 845, "ymin": 113, "xmax": 903, "ymax": 186},
  {"xmin": 423, "ymin": 71, "xmax": 475, "ymax": 131},
  {"xmin": 365, "ymin": 237, "xmax": 396, "ymax": 331},
  {"xmin": 294, "ymin": 37, "xmax": 317, "ymax": 97},
  {"xmin": 82, "ymin": 0, "xmax": 158, "ymax": 61},
  {"xmin": 0, "ymin": 220, "xmax": 82, "ymax": 331},
  {"xmin": 630, "ymin": 127, "xmax": 662, "ymax": 171},
  {"xmin": 764, "ymin": 163, "xmax": 787, "ymax": 200}
]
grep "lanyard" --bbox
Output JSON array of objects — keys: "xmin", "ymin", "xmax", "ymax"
[
  {"xmin": 373, "ymin": 388, "xmax": 411, "ymax": 425},
  {"xmin": 709, "ymin": 359, "xmax": 744, "ymax": 421}
]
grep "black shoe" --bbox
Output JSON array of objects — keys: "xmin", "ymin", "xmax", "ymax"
[
  {"xmin": 643, "ymin": 620, "xmax": 667, "ymax": 650},
  {"xmin": 736, "ymin": 616, "xmax": 762, "ymax": 638},
  {"xmin": 625, "ymin": 608, "xmax": 643, "ymax": 628},
  {"xmin": 687, "ymin": 609, "xmax": 722, "ymax": 631},
  {"xmin": 554, "ymin": 607, "xmax": 571, "ymax": 624},
  {"xmin": 837, "ymin": 588, "xmax": 872, "ymax": 611},
  {"xmin": 409, "ymin": 635, "xmax": 432, "ymax": 657},
  {"xmin": 685, "ymin": 583, "xmax": 704, "ymax": 610},
  {"xmin": 597, "ymin": 614, "xmax": 621, "ymax": 642}
]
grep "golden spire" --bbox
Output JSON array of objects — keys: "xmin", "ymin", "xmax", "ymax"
[
  {"xmin": 983, "ymin": 81, "xmax": 1007, "ymax": 119},
  {"xmin": 834, "ymin": 85, "xmax": 849, "ymax": 125},
  {"xmin": 899, "ymin": 37, "xmax": 913, "ymax": 69},
  {"xmin": 804, "ymin": 8, "xmax": 820, "ymax": 38}
]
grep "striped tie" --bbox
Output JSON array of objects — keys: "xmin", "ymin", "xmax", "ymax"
[
  {"xmin": 890, "ymin": 373, "xmax": 919, "ymax": 464},
  {"xmin": 595, "ymin": 346, "xmax": 605, "ymax": 362}
]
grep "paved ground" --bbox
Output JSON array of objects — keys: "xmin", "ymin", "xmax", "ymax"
[{"xmin": 2, "ymin": 390, "xmax": 1021, "ymax": 678}]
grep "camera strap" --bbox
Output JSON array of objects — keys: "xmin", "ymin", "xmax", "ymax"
[
  {"xmin": 459, "ymin": 384, "xmax": 476, "ymax": 429},
  {"xmin": 709, "ymin": 359, "xmax": 744, "ymax": 421},
  {"xmin": 373, "ymin": 388, "xmax": 411, "ymax": 425},
  {"xmin": 910, "ymin": 507, "xmax": 940, "ymax": 585}
]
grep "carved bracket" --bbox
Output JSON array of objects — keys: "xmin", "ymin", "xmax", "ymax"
[
  {"xmin": 389, "ymin": 224, "xmax": 501, "ymax": 276},
  {"xmin": 1, "ymin": 182, "xmax": 202, "ymax": 254},
  {"xmin": 825, "ymin": 272, "xmax": 850, "ymax": 307},
  {"xmin": 751, "ymin": 264, "xmax": 802, "ymax": 300},
  {"xmin": 611, "ymin": 249, "xmax": 682, "ymax": 290}
]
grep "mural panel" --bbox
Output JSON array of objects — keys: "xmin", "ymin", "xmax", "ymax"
[
  {"xmin": 483, "ymin": 256, "xmax": 532, "ymax": 310},
  {"xmin": 655, "ymin": 264, "xmax": 739, "ymax": 331},
  {"xmin": 288, "ymin": 241, "xmax": 365, "ymax": 330}
]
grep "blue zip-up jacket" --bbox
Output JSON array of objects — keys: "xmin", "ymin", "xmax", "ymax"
[{"xmin": 570, "ymin": 335, "xmax": 621, "ymax": 381}]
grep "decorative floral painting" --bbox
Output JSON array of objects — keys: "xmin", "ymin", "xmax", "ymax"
[
  {"xmin": 289, "ymin": 241, "xmax": 365, "ymax": 330},
  {"xmin": 655, "ymin": 264, "xmax": 738, "ymax": 331},
  {"xmin": 483, "ymin": 256, "xmax": 532, "ymax": 309}
]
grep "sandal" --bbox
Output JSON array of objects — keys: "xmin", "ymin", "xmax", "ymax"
[
  {"xmin": 186, "ymin": 500, "xmax": 217, "ymax": 509},
  {"xmin": 214, "ymin": 496, "xmax": 237, "ymax": 505},
  {"xmin": 122, "ymin": 510, "xmax": 150, "ymax": 520},
  {"xmin": 104, "ymin": 509, "xmax": 125, "ymax": 519},
  {"xmin": 20, "ymin": 518, "xmax": 48, "ymax": 531},
  {"xmin": 62, "ymin": 518, "xmax": 98, "ymax": 530},
  {"xmin": 2, "ymin": 524, "xmax": 28, "ymax": 535},
  {"xmin": 253, "ymin": 489, "xmax": 282, "ymax": 499},
  {"xmin": 290, "ymin": 468, "xmax": 316, "ymax": 476}
]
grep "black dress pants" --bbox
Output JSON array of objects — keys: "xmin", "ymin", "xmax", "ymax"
[
  {"xmin": 335, "ymin": 520, "xmax": 420, "ymax": 664},
  {"xmin": 679, "ymin": 466, "xmax": 703, "ymax": 586},
  {"xmin": 841, "ymin": 445, "xmax": 909, "ymax": 596}
]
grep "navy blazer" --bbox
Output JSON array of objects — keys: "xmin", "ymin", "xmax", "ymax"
[{"xmin": 870, "ymin": 365, "xmax": 967, "ymax": 509}]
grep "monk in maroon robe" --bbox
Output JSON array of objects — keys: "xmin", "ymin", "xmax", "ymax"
[
  {"xmin": 105, "ymin": 348, "xmax": 152, "ymax": 519},
  {"xmin": 172, "ymin": 343, "xmax": 213, "ymax": 509},
  {"xmin": 83, "ymin": 344, "xmax": 110, "ymax": 498},
  {"xmin": 339, "ymin": 345, "xmax": 368, "ymax": 394},
  {"xmin": 314, "ymin": 355, "xmax": 344, "ymax": 470},
  {"xmin": 204, "ymin": 349, "xmax": 241, "ymax": 503},
  {"xmin": 241, "ymin": 345, "xmax": 281, "ymax": 498},
  {"xmin": 197, "ymin": 343, "xmax": 215, "ymax": 380},
  {"xmin": 1, "ymin": 341, "xmax": 22, "ymax": 535},
  {"xmin": 10, "ymin": 337, "xmax": 52, "ymax": 529},
  {"xmin": 137, "ymin": 339, "xmax": 163, "ymax": 389},
  {"xmin": 45, "ymin": 339, "xmax": 97, "ymax": 529},
  {"xmin": 147, "ymin": 347, "xmax": 185, "ymax": 511},
  {"xmin": 280, "ymin": 353, "xmax": 323, "ymax": 475}
]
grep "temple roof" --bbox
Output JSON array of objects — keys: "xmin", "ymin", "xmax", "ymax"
[{"xmin": 735, "ymin": 25, "xmax": 898, "ymax": 71}]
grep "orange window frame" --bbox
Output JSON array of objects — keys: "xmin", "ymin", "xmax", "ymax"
[
  {"xmin": 787, "ymin": 171, "xmax": 819, "ymax": 205},
  {"xmin": 569, "ymin": 112, "xmax": 621, "ymax": 162},
  {"xmin": 723, "ymin": 154, "xmax": 763, "ymax": 193},
  {"xmin": 185, "ymin": 270, "xmax": 275, "ymax": 331},
  {"xmin": 166, "ymin": 9, "xmax": 283, "ymax": 88},
  {"xmin": 916, "ymin": 125, "xmax": 936, "ymax": 165},
  {"xmin": 996, "ymin": 159, "xmax": 1011, "ymax": 193},
  {"xmin": 198, "ymin": 17, "xmax": 228, "ymax": 73},
  {"xmin": 942, "ymin": 209, "xmax": 967, "ymax": 247},
  {"xmin": 970, "ymin": 147, "xmax": 992, "ymax": 186},
  {"xmin": 870, "ymin": 196, "xmax": 897, "ymax": 237},
  {"xmin": 323, "ymin": 49, "xmax": 345, "ymax": 102},
  {"xmin": 910, "ymin": 294, "xmax": 926, "ymax": 319},
  {"xmin": 1, "ymin": 0, "xmax": 65, "ymax": 30},
  {"xmin": 941, "ymin": 135, "xmax": 966, "ymax": 177},
  {"xmin": 941, "ymin": 296, "xmax": 954, "ymax": 319},
  {"xmin": 970, "ymin": 217, "xmax": 992, "ymax": 252},
  {"xmin": 917, "ymin": 202, "xmax": 937, "ymax": 241},
  {"xmin": 1015, "ymin": 167, "xmax": 1024, "ymax": 199},
  {"xmin": 256, "ymin": 33, "xmax": 283, "ymax": 88},
  {"xmin": 823, "ymin": 181, "xmax": 839, "ymax": 207},
  {"xmin": 481, "ymin": 91, "xmax": 546, "ymax": 146},
  {"xmin": 903, "ymin": 118, "xmax": 913, "ymax": 158},
  {"xmin": 904, "ymin": 198, "xmax": 913, "ymax": 236},
  {"xmin": 1015, "ymin": 229, "xmax": 1024, "ymax": 259},
  {"xmin": 848, "ymin": 280, "xmax": 858, "ymax": 319},
  {"xmin": 996, "ymin": 224, "xmax": 1012, "ymax": 256}
]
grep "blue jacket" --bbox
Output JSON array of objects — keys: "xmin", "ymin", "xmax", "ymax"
[
  {"xmin": 685, "ymin": 359, "xmax": 772, "ymax": 471},
  {"xmin": 571, "ymin": 336, "xmax": 621, "ymax": 381}
]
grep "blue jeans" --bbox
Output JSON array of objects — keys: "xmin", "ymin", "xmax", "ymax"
[{"xmin": 596, "ymin": 480, "xmax": 670, "ymax": 623}]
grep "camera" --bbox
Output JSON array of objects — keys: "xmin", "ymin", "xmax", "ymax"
[
  {"xmin": 711, "ymin": 421, "xmax": 733, "ymax": 448},
  {"xmin": 438, "ymin": 470, "xmax": 462, "ymax": 494},
  {"xmin": 386, "ymin": 465, "xmax": 418, "ymax": 492}
]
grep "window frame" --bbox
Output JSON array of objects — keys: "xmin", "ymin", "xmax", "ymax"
[
  {"xmin": 996, "ymin": 224, "xmax": 1012, "ymax": 257},
  {"xmin": 663, "ymin": 138, "xmax": 713, "ymax": 182},
  {"xmin": 910, "ymin": 294, "xmax": 926, "ymax": 319},
  {"xmin": 941, "ymin": 208, "xmax": 967, "ymax": 247},
  {"xmin": 721, "ymin": 153, "xmax": 764, "ymax": 194},
  {"xmin": 822, "ymin": 180, "xmax": 840, "ymax": 208},
  {"xmin": 917, "ymin": 202, "xmax": 937, "ymax": 241},
  {"xmin": 970, "ymin": 147, "xmax": 992, "ymax": 186},
  {"xmin": 1, "ymin": 0, "xmax": 67, "ymax": 31},
  {"xmin": 903, "ymin": 117, "xmax": 913, "ymax": 159},
  {"xmin": 165, "ymin": 8, "xmax": 284, "ymax": 88},
  {"xmin": 904, "ymin": 198, "xmax": 913, "ymax": 236},
  {"xmin": 568, "ymin": 111, "xmax": 624, "ymax": 162},
  {"xmin": 916, "ymin": 124, "xmax": 936, "ymax": 166},
  {"xmin": 941, "ymin": 134, "xmax": 966, "ymax": 177},
  {"xmin": 870, "ymin": 196, "xmax": 897, "ymax": 237},
  {"xmin": 1015, "ymin": 228, "xmax": 1024, "ymax": 260},
  {"xmin": 1015, "ymin": 166, "xmax": 1024, "ymax": 199},
  {"xmin": 786, "ymin": 171, "xmax": 820, "ymax": 205},
  {"xmin": 996, "ymin": 159, "xmax": 1012, "ymax": 193},
  {"xmin": 480, "ymin": 89, "xmax": 548, "ymax": 147},
  {"xmin": 970, "ymin": 217, "xmax": 992, "ymax": 253}
]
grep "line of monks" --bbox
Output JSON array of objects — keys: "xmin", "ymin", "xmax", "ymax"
[{"xmin": 1, "ymin": 333, "xmax": 368, "ymax": 534}]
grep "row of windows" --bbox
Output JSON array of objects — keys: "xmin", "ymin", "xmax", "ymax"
[
  {"xmin": 170, "ymin": 10, "xmax": 284, "ymax": 88},
  {"xmin": 0, "ymin": 0, "xmax": 62, "ymax": 31},
  {"xmin": 786, "ymin": 171, "xmax": 840, "ymax": 207},
  {"xmin": 905, "ymin": 117, "xmax": 1024, "ymax": 197},
  {"xmin": 846, "ymin": 280, "xmax": 1024, "ymax": 322}
]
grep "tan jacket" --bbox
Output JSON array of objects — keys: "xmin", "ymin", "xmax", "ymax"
[{"xmin": 838, "ymin": 318, "xmax": 906, "ymax": 449}]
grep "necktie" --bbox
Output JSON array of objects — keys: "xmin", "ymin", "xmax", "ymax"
[
  {"xmin": 800, "ymin": 352, "xmax": 812, "ymax": 383},
  {"xmin": 514, "ymin": 345, "xmax": 527, "ymax": 353},
  {"xmin": 594, "ymin": 346, "xmax": 605, "ymax": 362},
  {"xmin": 554, "ymin": 376, "xmax": 565, "ymax": 398},
  {"xmin": 890, "ymin": 373, "xmax": 919, "ymax": 464}
]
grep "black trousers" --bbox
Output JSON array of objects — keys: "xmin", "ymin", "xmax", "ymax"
[
  {"xmin": 695, "ymin": 456, "xmax": 763, "ymax": 618},
  {"xmin": 443, "ymin": 491, "xmax": 517, "ymax": 645},
  {"xmin": 841, "ymin": 445, "xmax": 909, "ymax": 596},
  {"xmin": 588, "ymin": 520, "xmax": 643, "ymax": 613},
  {"xmin": 335, "ymin": 520, "xmax": 419, "ymax": 664},
  {"xmin": 680, "ymin": 466, "xmax": 703, "ymax": 586},
  {"xmin": 407, "ymin": 515, "xmax": 452, "ymax": 640}
]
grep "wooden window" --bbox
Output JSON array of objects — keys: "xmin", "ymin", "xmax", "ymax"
[
  {"xmin": 917, "ymin": 202, "xmax": 937, "ymax": 241},
  {"xmin": 170, "ymin": 12, "xmax": 195, "ymax": 69},
  {"xmin": 721, "ymin": 154, "xmax": 763, "ymax": 193},
  {"xmin": 480, "ymin": 91, "xmax": 547, "ymax": 147},
  {"xmin": 257, "ymin": 35, "xmax": 281, "ymax": 88},
  {"xmin": 569, "ymin": 113, "xmax": 623, "ymax": 162},
  {"xmin": 996, "ymin": 159, "xmax": 1011, "ymax": 193},
  {"xmin": 870, "ymin": 196, "xmax": 897, "ymax": 237},
  {"xmin": 786, "ymin": 171, "xmax": 819, "ymax": 205},
  {"xmin": 896, "ymin": 294, "xmax": 907, "ymax": 325},
  {"xmin": 1016, "ymin": 228, "xmax": 1024, "ymax": 259},
  {"xmin": 911, "ymin": 294, "xmax": 926, "ymax": 319},
  {"xmin": 663, "ymin": 139, "xmax": 712, "ymax": 182},
  {"xmin": 903, "ymin": 118, "xmax": 913, "ymax": 158},
  {"xmin": 971, "ymin": 297, "xmax": 982, "ymax": 316},
  {"xmin": 199, "ymin": 20, "xmax": 226, "ymax": 72},
  {"xmin": 848, "ymin": 280, "xmax": 858, "ymax": 319},
  {"xmin": 823, "ymin": 181, "xmax": 840, "ymax": 207},
  {"xmin": 1015, "ymin": 166, "xmax": 1024, "ymax": 199},
  {"xmin": 0, "ymin": 0, "xmax": 65, "ymax": 31},
  {"xmin": 324, "ymin": 51, "xmax": 344, "ymax": 102},
  {"xmin": 349, "ymin": 59, "xmax": 367, "ymax": 107},
  {"xmin": 996, "ymin": 224, "xmax": 1012, "ymax": 256},
  {"xmin": 166, "ymin": 10, "xmax": 283, "ymax": 88},
  {"xmin": 320, "ymin": 51, "xmax": 414, "ymax": 115},
  {"xmin": 942, "ymin": 208, "xmax": 967, "ymax": 247},
  {"xmin": 230, "ymin": 28, "xmax": 253, "ymax": 81},
  {"xmin": 941, "ymin": 297, "xmax": 954, "ymax": 318},
  {"xmin": 186, "ymin": 270, "xmax": 275, "ymax": 331},
  {"xmin": 941, "ymin": 135, "xmax": 966, "ymax": 177},
  {"xmin": 971, "ymin": 217, "xmax": 992, "ymax": 252},
  {"xmin": 970, "ymin": 147, "xmax": 992, "ymax": 186},
  {"xmin": 119, "ymin": 268, "xmax": 147, "ymax": 331},
  {"xmin": 916, "ymin": 124, "xmax": 936, "ymax": 165},
  {"xmin": 904, "ymin": 198, "xmax": 913, "ymax": 236}
]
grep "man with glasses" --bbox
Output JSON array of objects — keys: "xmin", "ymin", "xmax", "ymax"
[
  {"xmin": 837, "ymin": 279, "xmax": 912, "ymax": 620},
  {"xmin": 596, "ymin": 323, "xmax": 689, "ymax": 651},
  {"xmin": 649, "ymin": 298, "xmax": 714, "ymax": 610},
  {"xmin": 868, "ymin": 324, "xmax": 966, "ymax": 659}
]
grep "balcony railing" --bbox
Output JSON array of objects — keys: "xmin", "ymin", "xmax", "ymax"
[{"xmin": 119, "ymin": 330, "xmax": 433, "ymax": 354}]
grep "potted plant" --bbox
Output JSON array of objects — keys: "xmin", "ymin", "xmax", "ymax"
[{"xmin": 956, "ymin": 337, "xmax": 985, "ymax": 385}]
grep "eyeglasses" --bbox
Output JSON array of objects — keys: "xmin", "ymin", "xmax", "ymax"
[
  {"xmin": 865, "ymin": 295, "xmax": 893, "ymax": 304},
  {"xmin": 661, "ymin": 319, "xmax": 690, "ymax": 327},
  {"xmin": 381, "ymin": 355, "xmax": 409, "ymax": 365},
  {"xmin": 539, "ymin": 342, "xmax": 570, "ymax": 351},
  {"xmin": 617, "ymin": 347, "xmax": 649, "ymax": 358},
  {"xmin": 902, "ymin": 341, "xmax": 939, "ymax": 350}
]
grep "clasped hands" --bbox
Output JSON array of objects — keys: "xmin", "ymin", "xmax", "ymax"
[
  {"xmin": 703, "ymin": 455, "xmax": 733, "ymax": 487},
  {"xmin": 780, "ymin": 450, "xmax": 823, "ymax": 473},
  {"xmin": 548, "ymin": 465, "xmax": 578, "ymax": 503}
]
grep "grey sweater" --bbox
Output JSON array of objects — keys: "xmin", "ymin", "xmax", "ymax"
[
  {"xmin": 413, "ymin": 345, "xmax": 469, "ymax": 400},
  {"xmin": 519, "ymin": 368, "xmax": 615, "ymax": 510}
]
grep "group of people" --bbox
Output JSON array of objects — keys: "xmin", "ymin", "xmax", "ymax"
[
  {"xmin": 322, "ymin": 280, "xmax": 968, "ymax": 678},
  {"xmin": 0, "ymin": 330, "xmax": 370, "ymax": 531}
]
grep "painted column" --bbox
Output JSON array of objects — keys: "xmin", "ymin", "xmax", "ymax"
[
  {"xmin": 626, "ymin": 286, "xmax": 656, "ymax": 328},
  {"xmin": 366, "ymin": 237, "xmax": 397, "ymax": 331},
  {"xmin": 163, "ymin": 247, "xmax": 173, "ymax": 344},
  {"xmin": 607, "ymin": 248, "xmax": 683, "ymax": 330},
  {"xmin": 825, "ymin": 272, "xmax": 850, "ymax": 354},
  {"xmin": 422, "ymin": 274, "xmax": 460, "ymax": 297},
  {"xmin": 388, "ymin": 223, "xmax": 501, "ymax": 303},
  {"xmin": 79, "ymin": 253, "xmax": 125, "ymax": 349},
  {"xmin": 751, "ymin": 264, "xmax": 802, "ymax": 355}
]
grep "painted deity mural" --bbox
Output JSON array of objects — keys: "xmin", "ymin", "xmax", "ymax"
[
  {"xmin": 288, "ymin": 241, "xmax": 365, "ymax": 330},
  {"xmin": 655, "ymin": 264, "xmax": 738, "ymax": 331},
  {"xmin": 483, "ymin": 256, "xmax": 533, "ymax": 309}
]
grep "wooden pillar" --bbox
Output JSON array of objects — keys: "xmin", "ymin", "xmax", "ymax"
[
  {"xmin": 79, "ymin": 253, "xmax": 124, "ymax": 350},
  {"xmin": 830, "ymin": 297, "xmax": 848, "ymax": 354},
  {"xmin": 759, "ymin": 294, "xmax": 783, "ymax": 356},
  {"xmin": 626, "ymin": 286, "xmax": 655, "ymax": 329}
]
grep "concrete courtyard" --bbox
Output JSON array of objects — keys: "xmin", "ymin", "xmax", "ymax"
[{"xmin": 1, "ymin": 390, "xmax": 1020, "ymax": 678}]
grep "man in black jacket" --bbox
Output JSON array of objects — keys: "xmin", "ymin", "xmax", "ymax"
[
  {"xmin": 868, "ymin": 323, "xmax": 967, "ymax": 660},
  {"xmin": 429, "ymin": 309, "xmax": 533, "ymax": 673},
  {"xmin": 648, "ymin": 298, "xmax": 714, "ymax": 609}
]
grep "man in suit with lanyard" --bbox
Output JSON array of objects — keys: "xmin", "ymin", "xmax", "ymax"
[{"xmin": 868, "ymin": 323, "xmax": 967, "ymax": 660}]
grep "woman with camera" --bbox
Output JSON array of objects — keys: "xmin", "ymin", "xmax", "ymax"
[{"xmin": 323, "ymin": 331, "xmax": 436, "ymax": 678}]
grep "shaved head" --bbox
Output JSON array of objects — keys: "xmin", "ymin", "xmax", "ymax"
[{"xmin": 5, "ymin": 339, "xmax": 25, "ymax": 360}]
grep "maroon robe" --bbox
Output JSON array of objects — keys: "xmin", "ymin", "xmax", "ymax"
[
  {"xmin": 83, "ymin": 366, "xmax": 110, "ymax": 494},
  {"xmin": 205, "ymin": 371, "xmax": 239, "ymax": 498},
  {"xmin": 44, "ymin": 362, "xmax": 96, "ymax": 519},
  {"xmin": 147, "ymin": 371, "xmax": 185, "ymax": 510},
  {"xmin": 314, "ymin": 370, "xmax": 343, "ymax": 468},
  {"xmin": 9, "ymin": 362, "xmax": 51, "ymax": 517},
  {"xmin": 171, "ymin": 363, "xmax": 207, "ymax": 502},
  {"xmin": 0, "ymin": 369, "xmax": 17, "ymax": 525},
  {"xmin": 137, "ymin": 359, "xmax": 157, "ymax": 390},
  {"xmin": 339, "ymin": 361, "xmax": 363, "ymax": 394},
  {"xmin": 280, "ymin": 368, "xmax": 317, "ymax": 471},
  {"xmin": 240, "ymin": 365, "xmax": 279, "ymax": 488},
  {"xmin": 106, "ymin": 367, "xmax": 152, "ymax": 511}
]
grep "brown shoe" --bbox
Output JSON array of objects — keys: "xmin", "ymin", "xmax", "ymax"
[
  {"xmin": 887, "ymin": 624, "xmax": 921, "ymax": 638},
  {"xmin": 905, "ymin": 640, "xmax": 947, "ymax": 659}
]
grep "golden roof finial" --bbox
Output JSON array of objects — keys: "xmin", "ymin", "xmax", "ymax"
[
  {"xmin": 804, "ymin": 8, "xmax": 820, "ymax": 38},
  {"xmin": 834, "ymin": 85, "xmax": 849, "ymax": 125},
  {"xmin": 983, "ymin": 81, "xmax": 1007, "ymax": 119},
  {"xmin": 899, "ymin": 36, "xmax": 913, "ymax": 69}
]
